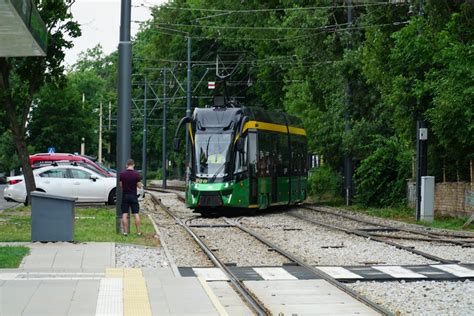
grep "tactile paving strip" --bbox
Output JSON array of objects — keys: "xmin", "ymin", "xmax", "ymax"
[
  {"xmin": 123, "ymin": 268, "xmax": 152, "ymax": 316},
  {"xmin": 96, "ymin": 278, "xmax": 123, "ymax": 316}
]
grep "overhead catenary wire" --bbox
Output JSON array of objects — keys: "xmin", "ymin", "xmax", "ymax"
[
  {"xmin": 133, "ymin": 1, "xmax": 407, "ymax": 13},
  {"xmin": 131, "ymin": 21, "xmax": 409, "ymax": 43}
]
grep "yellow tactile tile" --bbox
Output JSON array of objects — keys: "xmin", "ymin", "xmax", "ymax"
[
  {"xmin": 123, "ymin": 268, "xmax": 152, "ymax": 316},
  {"xmin": 106, "ymin": 268, "xmax": 124, "ymax": 278}
]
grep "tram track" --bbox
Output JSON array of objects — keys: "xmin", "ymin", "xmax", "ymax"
[
  {"xmin": 302, "ymin": 205, "xmax": 474, "ymax": 245},
  {"xmin": 147, "ymin": 190, "xmax": 392, "ymax": 316},
  {"xmin": 290, "ymin": 205, "xmax": 473, "ymax": 265},
  {"xmin": 149, "ymin": 193, "xmax": 269, "ymax": 316}
]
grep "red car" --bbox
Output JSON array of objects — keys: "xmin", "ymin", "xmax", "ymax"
[{"xmin": 29, "ymin": 153, "xmax": 114, "ymax": 177}]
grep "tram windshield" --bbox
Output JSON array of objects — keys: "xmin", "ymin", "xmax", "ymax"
[{"xmin": 194, "ymin": 133, "xmax": 231, "ymax": 178}]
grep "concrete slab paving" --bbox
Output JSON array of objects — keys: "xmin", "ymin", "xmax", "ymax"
[
  {"xmin": 22, "ymin": 280, "xmax": 77, "ymax": 315},
  {"xmin": 244, "ymin": 279, "xmax": 380, "ymax": 315},
  {"xmin": 19, "ymin": 242, "xmax": 115, "ymax": 271},
  {"xmin": 67, "ymin": 280, "xmax": 100, "ymax": 316},
  {"xmin": 143, "ymin": 268, "xmax": 219, "ymax": 316},
  {"xmin": 0, "ymin": 280, "xmax": 41, "ymax": 315},
  {"xmin": 207, "ymin": 280, "xmax": 253, "ymax": 315}
]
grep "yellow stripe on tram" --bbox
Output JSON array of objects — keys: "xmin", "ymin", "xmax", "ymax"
[
  {"xmin": 235, "ymin": 120, "xmax": 307, "ymax": 143},
  {"xmin": 188, "ymin": 124, "xmax": 194, "ymax": 144}
]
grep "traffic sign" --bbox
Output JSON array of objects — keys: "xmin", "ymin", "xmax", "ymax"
[
  {"xmin": 208, "ymin": 81, "xmax": 215, "ymax": 89},
  {"xmin": 47, "ymin": 147, "xmax": 55, "ymax": 154}
]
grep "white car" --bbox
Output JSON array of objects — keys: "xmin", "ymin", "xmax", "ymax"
[{"xmin": 3, "ymin": 165, "xmax": 117, "ymax": 205}]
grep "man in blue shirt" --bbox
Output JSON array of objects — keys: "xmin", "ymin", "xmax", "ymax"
[{"xmin": 119, "ymin": 159, "xmax": 143, "ymax": 236}]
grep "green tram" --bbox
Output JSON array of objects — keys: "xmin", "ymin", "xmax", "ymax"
[{"xmin": 174, "ymin": 105, "xmax": 307, "ymax": 213}]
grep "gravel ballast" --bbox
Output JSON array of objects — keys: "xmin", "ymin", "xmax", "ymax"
[
  {"xmin": 146, "ymin": 192, "xmax": 213, "ymax": 267},
  {"xmin": 194, "ymin": 227, "xmax": 291, "ymax": 266},
  {"xmin": 349, "ymin": 280, "xmax": 474, "ymax": 315},
  {"xmin": 115, "ymin": 244, "xmax": 169, "ymax": 268},
  {"xmin": 242, "ymin": 213, "xmax": 436, "ymax": 266}
]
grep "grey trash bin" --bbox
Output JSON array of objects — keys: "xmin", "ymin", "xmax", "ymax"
[{"xmin": 31, "ymin": 191, "xmax": 77, "ymax": 242}]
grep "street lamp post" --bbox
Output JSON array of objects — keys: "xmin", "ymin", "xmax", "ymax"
[{"xmin": 116, "ymin": 0, "xmax": 132, "ymax": 233}]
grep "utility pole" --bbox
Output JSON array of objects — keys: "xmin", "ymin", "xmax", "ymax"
[
  {"xmin": 344, "ymin": 0, "xmax": 353, "ymax": 206},
  {"xmin": 162, "ymin": 68, "xmax": 167, "ymax": 189},
  {"xmin": 142, "ymin": 77, "xmax": 148, "ymax": 187},
  {"xmin": 81, "ymin": 93, "xmax": 85, "ymax": 155},
  {"xmin": 116, "ymin": 0, "xmax": 132, "ymax": 233},
  {"xmin": 186, "ymin": 36, "xmax": 192, "ymax": 182},
  {"xmin": 415, "ymin": 0, "xmax": 427, "ymax": 221},
  {"xmin": 98, "ymin": 102, "xmax": 103, "ymax": 163}
]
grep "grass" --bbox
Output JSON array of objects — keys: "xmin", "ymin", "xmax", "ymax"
[
  {"xmin": 0, "ymin": 206, "xmax": 159, "ymax": 247},
  {"xmin": 0, "ymin": 246, "xmax": 30, "ymax": 268},
  {"xmin": 342, "ymin": 204, "xmax": 474, "ymax": 232}
]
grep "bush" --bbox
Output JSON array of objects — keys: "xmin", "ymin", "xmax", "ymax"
[
  {"xmin": 146, "ymin": 169, "xmax": 163, "ymax": 180},
  {"xmin": 308, "ymin": 165, "xmax": 342, "ymax": 201},
  {"xmin": 354, "ymin": 137, "xmax": 411, "ymax": 207}
]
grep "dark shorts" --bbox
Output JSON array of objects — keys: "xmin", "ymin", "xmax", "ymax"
[{"xmin": 121, "ymin": 193, "xmax": 139, "ymax": 214}]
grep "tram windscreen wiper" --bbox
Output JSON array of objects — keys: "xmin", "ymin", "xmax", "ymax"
[{"xmin": 209, "ymin": 163, "xmax": 226, "ymax": 183}]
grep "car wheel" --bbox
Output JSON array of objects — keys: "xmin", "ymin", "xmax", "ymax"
[{"xmin": 108, "ymin": 188, "xmax": 117, "ymax": 205}]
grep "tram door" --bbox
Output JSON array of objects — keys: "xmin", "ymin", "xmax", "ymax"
[
  {"xmin": 290, "ymin": 136, "xmax": 301, "ymax": 203},
  {"xmin": 248, "ymin": 132, "xmax": 258, "ymax": 205}
]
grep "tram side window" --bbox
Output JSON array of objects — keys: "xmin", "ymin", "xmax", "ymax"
[
  {"xmin": 248, "ymin": 132, "xmax": 257, "ymax": 176},
  {"xmin": 290, "ymin": 135, "xmax": 306, "ymax": 176},
  {"xmin": 258, "ymin": 132, "xmax": 272, "ymax": 177},
  {"xmin": 234, "ymin": 136, "xmax": 248, "ymax": 174},
  {"xmin": 290, "ymin": 137, "xmax": 299, "ymax": 176},
  {"xmin": 278, "ymin": 133, "xmax": 289, "ymax": 176},
  {"xmin": 302, "ymin": 138, "xmax": 308, "ymax": 174}
]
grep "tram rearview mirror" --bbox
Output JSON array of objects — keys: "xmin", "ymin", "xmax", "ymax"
[
  {"xmin": 236, "ymin": 138, "xmax": 245, "ymax": 152},
  {"xmin": 173, "ymin": 138, "xmax": 180, "ymax": 151}
]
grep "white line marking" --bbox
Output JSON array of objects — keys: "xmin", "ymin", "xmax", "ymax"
[
  {"xmin": 0, "ymin": 273, "xmax": 18, "ymax": 280},
  {"xmin": 13, "ymin": 277, "xmax": 103, "ymax": 281},
  {"xmin": 316, "ymin": 267, "xmax": 363, "ymax": 279},
  {"xmin": 193, "ymin": 268, "xmax": 229, "ymax": 281},
  {"xmin": 253, "ymin": 267, "xmax": 298, "ymax": 280},
  {"xmin": 373, "ymin": 266, "xmax": 427, "ymax": 278},
  {"xmin": 431, "ymin": 264, "xmax": 474, "ymax": 277},
  {"xmin": 95, "ymin": 278, "xmax": 123, "ymax": 316}
]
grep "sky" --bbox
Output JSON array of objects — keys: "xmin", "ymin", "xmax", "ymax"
[{"xmin": 64, "ymin": 0, "xmax": 168, "ymax": 66}]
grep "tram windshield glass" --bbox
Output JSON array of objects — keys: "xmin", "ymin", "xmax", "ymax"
[{"xmin": 194, "ymin": 133, "xmax": 232, "ymax": 178}]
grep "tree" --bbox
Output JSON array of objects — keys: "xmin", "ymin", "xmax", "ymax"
[
  {"xmin": 28, "ymin": 79, "xmax": 94, "ymax": 154},
  {"xmin": 0, "ymin": 1, "xmax": 80, "ymax": 202}
]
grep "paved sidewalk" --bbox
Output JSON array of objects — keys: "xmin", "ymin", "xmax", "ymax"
[{"xmin": 0, "ymin": 242, "xmax": 220, "ymax": 316}]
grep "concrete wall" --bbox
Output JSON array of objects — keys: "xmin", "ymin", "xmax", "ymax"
[{"xmin": 407, "ymin": 181, "xmax": 474, "ymax": 218}]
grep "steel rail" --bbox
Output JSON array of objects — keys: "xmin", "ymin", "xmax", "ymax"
[
  {"xmin": 146, "ymin": 186, "xmax": 186, "ymax": 202},
  {"xmin": 362, "ymin": 232, "xmax": 474, "ymax": 244},
  {"xmin": 303, "ymin": 204, "xmax": 474, "ymax": 241},
  {"xmin": 292, "ymin": 210, "xmax": 457, "ymax": 264},
  {"xmin": 150, "ymin": 194, "xmax": 269, "ymax": 316},
  {"xmin": 224, "ymin": 218, "xmax": 393, "ymax": 316}
]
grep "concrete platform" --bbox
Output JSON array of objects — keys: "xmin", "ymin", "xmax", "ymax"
[
  {"xmin": 0, "ymin": 242, "xmax": 388, "ymax": 315},
  {"xmin": 245, "ymin": 279, "xmax": 379, "ymax": 315},
  {"xmin": 0, "ymin": 242, "xmax": 234, "ymax": 316}
]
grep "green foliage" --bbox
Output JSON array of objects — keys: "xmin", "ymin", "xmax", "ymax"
[
  {"xmin": 355, "ymin": 137, "xmax": 412, "ymax": 207},
  {"xmin": 13, "ymin": 0, "xmax": 472, "ymax": 208},
  {"xmin": 146, "ymin": 169, "xmax": 163, "ymax": 180},
  {"xmin": 28, "ymin": 79, "xmax": 94, "ymax": 153},
  {"xmin": 0, "ymin": 130, "xmax": 20, "ymax": 172},
  {"xmin": 308, "ymin": 165, "xmax": 342, "ymax": 201},
  {"xmin": 0, "ymin": 246, "xmax": 30, "ymax": 268}
]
